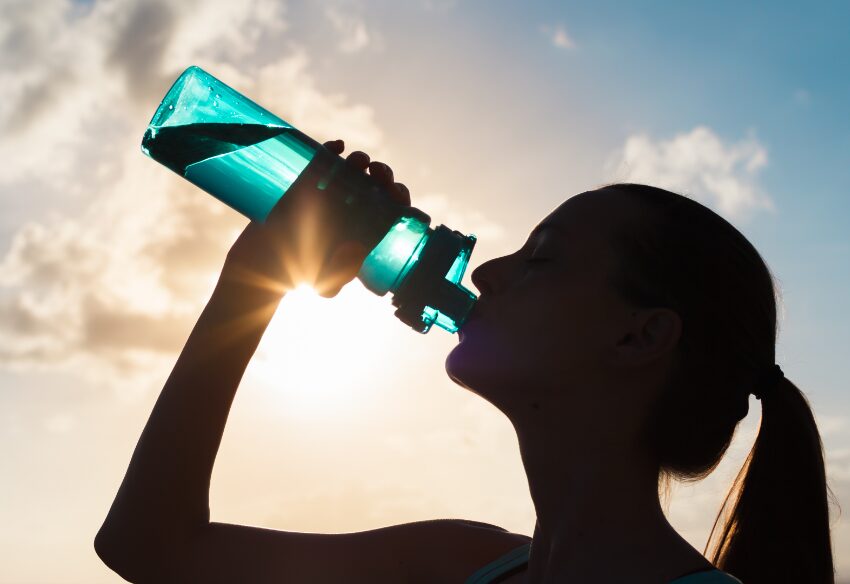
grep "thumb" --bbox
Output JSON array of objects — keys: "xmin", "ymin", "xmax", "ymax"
[{"xmin": 314, "ymin": 241, "xmax": 370, "ymax": 298}]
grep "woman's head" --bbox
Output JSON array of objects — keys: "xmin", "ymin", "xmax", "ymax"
[
  {"xmin": 447, "ymin": 183, "xmax": 834, "ymax": 583},
  {"xmin": 446, "ymin": 186, "xmax": 684, "ymax": 445},
  {"xmin": 448, "ymin": 184, "xmax": 774, "ymax": 462}
]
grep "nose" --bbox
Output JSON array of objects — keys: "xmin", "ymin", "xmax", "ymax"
[{"xmin": 471, "ymin": 256, "xmax": 508, "ymax": 296}]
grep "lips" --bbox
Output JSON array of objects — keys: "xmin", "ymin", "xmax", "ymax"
[
  {"xmin": 458, "ymin": 301, "xmax": 486, "ymax": 339},
  {"xmin": 463, "ymin": 305, "xmax": 482, "ymax": 325}
]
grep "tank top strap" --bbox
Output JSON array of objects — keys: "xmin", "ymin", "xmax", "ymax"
[
  {"xmin": 669, "ymin": 568, "xmax": 744, "ymax": 583},
  {"xmin": 464, "ymin": 542, "xmax": 532, "ymax": 584},
  {"xmin": 464, "ymin": 543, "xmax": 742, "ymax": 584}
]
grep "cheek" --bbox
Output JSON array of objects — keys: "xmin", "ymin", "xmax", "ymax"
[
  {"xmin": 445, "ymin": 306, "xmax": 570, "ymax": 391},
  {"xmin": 445, "ymin": 287, "xmax": 607, "ymax": 391},
  {"xmin": 445, "ymin": 335, "xmax": 537, "ymax": 395},
  {"xmin": 446, "ymin": 321, "xmax": 519, "ymax": 387}
]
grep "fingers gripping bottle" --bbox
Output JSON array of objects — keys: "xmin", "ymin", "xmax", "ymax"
[{"xmin": 141, "ymin": 66, "xmax": 476, "ymax": 334}]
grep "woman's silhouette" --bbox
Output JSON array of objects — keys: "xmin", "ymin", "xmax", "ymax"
[{"xmin": 95, "ymin": 140, "xmax": 835, "ymax": 583}]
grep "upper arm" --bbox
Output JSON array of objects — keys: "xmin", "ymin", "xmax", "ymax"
[{"xmin": 139, "ymin": 519, "xmax": 530, "ymax": 584}]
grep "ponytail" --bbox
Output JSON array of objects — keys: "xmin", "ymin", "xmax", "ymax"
[
  {"xmin": 706, "ymin": 377, "xmax": 836, "ymax": 584},
  {"xmin": 603, "ymin": 183, "xmax": 837, "ymax": 584}
]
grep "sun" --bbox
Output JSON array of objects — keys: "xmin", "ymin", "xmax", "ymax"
[{"xmin": 247, "ymin": 282, "xmax": 404, "ymax": 419}]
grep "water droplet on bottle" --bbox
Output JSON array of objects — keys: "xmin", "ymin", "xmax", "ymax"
[
  {"xmin": 168, "ymin": 104, "xmax": 173, "ymax": 110},
  {"xmin": 215, "ymin": 93, "xmax": 221, "ymax": 99}
]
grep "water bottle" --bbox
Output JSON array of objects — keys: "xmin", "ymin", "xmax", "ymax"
[{"xmin": 141, "ymin": 66, "xmax": 477, "ymax": 334}]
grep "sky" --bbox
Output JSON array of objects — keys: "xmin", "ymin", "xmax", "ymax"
[{"xmin": 1, "ymin": 0, "xmax": 848, "ymax": 582}]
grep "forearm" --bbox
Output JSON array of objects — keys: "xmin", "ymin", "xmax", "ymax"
[{"xmin": 98, "ymin": 277, "xmax": 283, "ymax": 549}]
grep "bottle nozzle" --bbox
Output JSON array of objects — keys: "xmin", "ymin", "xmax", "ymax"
[{"xmin": 390, "ymin": 225, "xmax": 477, "ymax": 333}]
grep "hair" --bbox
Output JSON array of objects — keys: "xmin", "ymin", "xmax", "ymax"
[{"xmin": 603, "ymin": 183, "xmax": 836, "ymax": 584}]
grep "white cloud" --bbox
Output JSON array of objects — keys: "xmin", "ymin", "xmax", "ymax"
[
  {"xmin": 163, "ymin": 0, "xmax": 288, "ymax": 69},
  {"xmin": 0, "ymin": 0, "xmax": 386, "ymax": 374},
  {"xmin": 0, "ymin": 0, "xmax": 498, "ymax": 377},
  {"xmin": 0, "ymin": 0, "xmax": 289, "ymax": 190},
  {"xmin": 552, "ymin": 26, "xmax": 575, "ymax": 49},
  {"xmin": 0, "ymin": 1, "xmax": 120, "ymax": 189},
  {"xmin": 324, "ymin": 5, "xmax": 374, "ymax": 53},
  {"xmin": 420, "ymin": 0, "xmax": 458, "ymax": 13},
  {"xmin": 608, "ymin": 126, "xmax": 773, "ymax": 219},
  {"xmin": 415, "ymin": 194, "xmax": 506, "ymax": 242},
  {"xmin": 44, "ymin": 412, "xmax": 77, "ymax": 434},
  {"xmin": 254, "ymin": 50, "xmax": 385, "ymax": 153},
  {"xmin": 819, "ymin": 414, "xmax": 850, "ymax": 437},
  {"xmin": 540, "ymin": 24, "xmax": 576, "ymax": 50}
]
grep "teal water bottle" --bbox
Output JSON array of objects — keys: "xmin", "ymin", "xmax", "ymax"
[{"xmin": 141, "ymin": 66, "xmax": 476, "ymax": 334}]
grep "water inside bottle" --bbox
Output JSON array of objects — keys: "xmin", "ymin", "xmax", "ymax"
[{"xmin": 142, "ymin": 122, "xmax": 317, "ymax": 222}]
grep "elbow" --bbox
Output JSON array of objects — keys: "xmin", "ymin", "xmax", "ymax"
[
  {"xmin": 94, "ymin": 525, "xmax": 119, "ymax": 574},
  {"xmin": 94, "ymin": 523, "xmax": 138, "ymax": 582},
  {"xmin": 94, "ymin": 522, "xmax": 159, "ymax": 583},
  {"xmin": 95, "ymin": 519, "xmax": 202, "ymax": 583}
]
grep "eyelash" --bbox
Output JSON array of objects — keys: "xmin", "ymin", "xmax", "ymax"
[{"xmin": 525, "ymin": 257, "xmax": 550, "ymax": 267}]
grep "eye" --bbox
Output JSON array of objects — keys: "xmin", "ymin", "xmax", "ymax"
[{"xmin": 525, "ymin": 256, "xmax": 551, "ymax": 268}]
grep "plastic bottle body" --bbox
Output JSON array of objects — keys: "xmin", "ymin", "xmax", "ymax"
[
  {"xmin": 142, "ymin": 66, "xmax": 476, "ymax": 333},
  {"xmin": 141, "ymin": 66, "xmax": 321, "ymax": 222}
]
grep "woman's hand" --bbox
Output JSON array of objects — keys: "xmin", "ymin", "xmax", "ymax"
[{"xmin": 219, "ymin": 139, "xmax": 412, "ymax": 300}]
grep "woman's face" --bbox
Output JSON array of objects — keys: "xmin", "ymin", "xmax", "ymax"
[{"xmin": 445, "ymin": 189, "xmax": 651, "ymax": 425}]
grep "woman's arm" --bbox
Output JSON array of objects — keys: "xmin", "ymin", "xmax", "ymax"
[
  {"xmin": 93, "ymin": 140, "xmax": 376, "ymax": 578},
  {"xmin": 93, "ymin": 141, "xmax": 531, "ymax": 584},
  {"xmin": 93, "ymin": 274, "xmax": 282, "ymax": 575}
]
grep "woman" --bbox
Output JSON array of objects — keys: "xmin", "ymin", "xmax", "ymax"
[{"xmin": 95, "ymin": 140, "xmax": 835, "ymax": 583}]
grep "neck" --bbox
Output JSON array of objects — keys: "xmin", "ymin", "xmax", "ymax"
[{"xmin": 514, "ymin": 420, "xmax": 712, "ymax": 584}]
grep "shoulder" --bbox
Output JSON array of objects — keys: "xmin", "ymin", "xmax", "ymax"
[{"xmin": 152, "ymin": 518, "xmax": 531, "ymax": 584}]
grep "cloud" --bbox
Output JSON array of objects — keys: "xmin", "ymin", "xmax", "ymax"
[
  {"xmin": 254, "ymin": 50, "xmax": 385, "ymax": 152},
  {"xmin": 0, "ymin": 1, "xmax": 117, "ymax": 189},
  {"xmin": 608, "ymin": 126, "xmax": 773, "ymax": 219},
  {"xmin": 163, "ymin": 0, "xmax": 287, "ymax": 69},
  {"xmin": 43, "ymin": 412, "xmax": 77, "ymax": 434},
  {"xmin": 420, "ymin": 0, "xmax": 459, "ymax": 12},
  {"xmin": 0, "ymin": 147, "xmax": 210, "ymax": 368},
  {"xmin": 414, "ymin": 194, "xmax": 506, "ymax": 242},
  {"xmin": 0, "ymin": 0, "xmax": 289, "ymax": 188},
  {"xmin": 0, "ymin": 0, "xmax": 385, "ymax": 374},
  {"xmin": 105, "ymin": 0, "xmax": 179, "ymax": 106},
  {"xmin": 820, "ymin": 414, "xmax": 850, "ymax": 437},
  {"xmin": 324, "ymin": 5, "xmax": 374, "ymax": 53},
  {"xmin": 540, "ymin": 24, "xmax": 576, "ymax": 50}
]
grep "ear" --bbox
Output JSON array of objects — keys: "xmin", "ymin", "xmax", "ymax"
[{"xmin": 613, "ymin": 307, "xmax": 682, "ymax": 366}]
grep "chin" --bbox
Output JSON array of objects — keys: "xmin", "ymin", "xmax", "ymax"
[
  {"xmin": 445, "ymin": 343, "xmax": 529, "ymax": 421},
  {"xmin": 445, "ymin": 332, "xmax": 522, "ymax": 396},
  {"xmin": 445, "ymin": 342, "xmax": 476, "ymax": 390}
]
